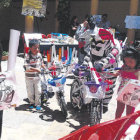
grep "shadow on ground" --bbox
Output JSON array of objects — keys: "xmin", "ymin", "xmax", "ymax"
[
  {"xmin": 66, "ymin": 102, "xmax": 90, "ymax": 131},
  {"xmin": 39, "ymin": 105, "xmax": 67, "ymax": 123},
  {"xmin": 15, "ymin": 98, "xmax": 67, "ymax": 123},
  {"xmin": 15, "ymin": 98, "xmax": 91, "ymax": 133}
]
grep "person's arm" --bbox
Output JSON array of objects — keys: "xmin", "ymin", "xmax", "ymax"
[
  {"xmin": 94, "ymin": 39, "xmax": 121, "ymax": 70},
  {"xmin": 137, "ymin": 71, "xmax": 140, "ymax": 81},
  {"xmin": 26, "ymin": 67, "xmax": 41, "ymax": 73},
  {"xmin": 24, "ymin": 54, "xmax": 41, "ymax": 73},
  {"xmin": 103, "ymin": 70, "xmax": 120, "ymax": 77},
  {"xmin": 72, "ymin": 26, "xmax": 77, "ymax": 31}
]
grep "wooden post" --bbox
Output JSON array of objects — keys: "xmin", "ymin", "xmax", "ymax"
[
  {"xmin": 25, "ymin": 16, "xmax": 34, "ymax": 33},
  {"xmin": 90, "ymin": 0, "xmax": 99, "ymax": 15},
  {"xmin": 127, "ymin": 0, "xmax": 139, "ymax": 43},
  {"xmin": 55, "ymin": 0, "xmax": 59, "ymax": 32}
]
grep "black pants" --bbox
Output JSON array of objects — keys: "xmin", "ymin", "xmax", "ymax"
[
  {"xmin": 78, "ymin": 47, "xmax": 87, "ymax": 65},
  {"xmin": 0, "ymin": 110, "xmax": 3, "ymax": 139}
]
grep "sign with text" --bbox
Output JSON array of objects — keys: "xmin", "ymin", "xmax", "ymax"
[{"xmin": 117, "ymin": 79, "xmax": 140, "ymax": 107}]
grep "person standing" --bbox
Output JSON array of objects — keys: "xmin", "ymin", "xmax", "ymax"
[
  {"xmin": 114, "ymin": 46, "xmax": 140, "ymax": 118},
  {"xmin": 75, "ymin": 15, "xmax": 90, "ymax": 64},
  {"xmin": 75, "ymin": 14, "xmax": 90, "ymax": 41},
  {"xmin": 24, "ymin": 39, "xmax": 45, "ymax": 111},
  {"xmin": 69, "ymin": 16, "xmax": 79, "ymax": 37},
  {"xmin": 82, "ymin": 28, "xmax": 122, "ymax": 113},
  {"xmin": 98, "ymin": 14, "xmax": 111, "ymax": 29}
]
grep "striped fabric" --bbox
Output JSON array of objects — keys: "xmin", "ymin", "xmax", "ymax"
[
  {"xmin": 24, "ymin": 52, "xmax": 43, "ymax": 78},
  {"xmin": 83, "ymin": 37, "xmax": 122, "ymax": 107}
]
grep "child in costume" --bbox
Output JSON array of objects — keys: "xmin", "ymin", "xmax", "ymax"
[{"xmin": 82, "ymin": 27, "xmax": 122, "ymax": 113}]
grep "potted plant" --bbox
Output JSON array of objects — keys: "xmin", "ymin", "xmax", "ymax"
[{"xmin": 2, "ymin": 51, "xmax": 8, "ymax": 61}]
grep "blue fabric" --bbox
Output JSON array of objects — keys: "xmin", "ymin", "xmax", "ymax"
[
  {"xmin": 36, "ymin": 106, "xmax": 41, "ymax": 110},
  {"xmin": 48, "ymin": 79, "xmax": 56, "ymax": 86},
  {"xmin": 62, "ymin": 56, "xmax": 66, "ymax": 62},
  {"xmin": 48, "ymin": 76, "xmax": 66, "ymax": 86},
  {"xmin": 60, "ymin": 77, "xmax": 66, "ymax": 84},
  {"xmin": 51, "ymin": 33, "xmax": 68, "ymax": 36}
]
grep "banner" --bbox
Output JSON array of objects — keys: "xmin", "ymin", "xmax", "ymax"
[
  {"xmin": 0, "ymin": 29, "xmax": 20, "ymax": 110},
  {"xmin": 8, "ymin": 29, "xmax": 20, "ymax": 71},
  {"xmin": 21, "ymin": 0, "xmax": 47, "ymax": 17},
  {"xmin": 125, "ymin": 16, "xmax": 140, "ymax": 29}
]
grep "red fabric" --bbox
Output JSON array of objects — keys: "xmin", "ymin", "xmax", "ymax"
[
  {"xmin": 99, "ymin": 29, "xmax": 115, "ymax": 45},
  {"xmin": 111, "ymin": 48, "xmax": 119, "ymax": 56},
  {"xmin": 64, "ymin": 50, "xmax": 68, "ymax": 60},
  {"xmin": 42, "ymin": 34, "xmax": 47, "ymax": 39},
  {"xmin": 134, "ymin": 126, "xmax": 140, "ymax": 139},
  {"xmin": 46, "ymin": 34, "xmax": 52, "ymax": 38},
  {"xmin": 47, "ymin": 50, "xmax": 51, "ymax": 62},
  {"xmin": 78, "ymin": 41, "xmax": 85, "ymax": 48},
  {"xmin": 59, "ymin": 111, "xmax": 140, "ymax": 140},
  {"xmin": 25, "ymin": 47, "xmax": 29, "ymax": 54}
]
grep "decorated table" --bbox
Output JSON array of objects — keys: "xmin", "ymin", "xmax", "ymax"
[{"xmin": 23, "ymin": 33, "xmax": 79, "ymax": 64}]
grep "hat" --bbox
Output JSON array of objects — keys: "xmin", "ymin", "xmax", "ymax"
[
  {"xmin": 98, "ymin": 29, "xmax": 115, "ymax": 45},
  {"xmin": 29, "ymin": 39, "xmax": 39, "ymax": 47}
]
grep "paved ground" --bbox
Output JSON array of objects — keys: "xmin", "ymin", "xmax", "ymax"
[{"xmin": 1, "ymin": 57, "xmax": 140, "ymax": 140}]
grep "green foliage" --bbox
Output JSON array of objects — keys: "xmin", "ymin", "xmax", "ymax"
[
  {"xmin": 56, "ymin": 0, "xmax": 70, "ymax": 22},
  {"xmin": 0, "ymin": 0, "xmax": 11, "ymax": 8},
  {"xmin": 56, "ymin": 0, "xmax": 71, "ymax": 33},
  {"xmin": 2, "ymin": 51, "xmax": 8, "ymax": 56}
]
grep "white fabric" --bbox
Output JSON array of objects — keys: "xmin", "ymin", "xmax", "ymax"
[
  {"xmin": 24, "ymin": 33, "xmax": 42, "ymax": 47},
  {"xmin": 25, "ymin": 77, "xmax": 41, "ymax": 106},
  {"xmin": 8, "ymin": 29, "xmax": 20, "ymax": 71}
]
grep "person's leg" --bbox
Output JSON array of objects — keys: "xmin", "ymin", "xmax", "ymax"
[
  {"xmin": 0, "ymin": 110, "xmax": 3, "ymax": 138},
  {"xmin": 115, "ymin": 101, "xmax": 125, "ymax": 119},
  {"xmin": 126, "ymin": 105, "xmax": 135, "ymax": 115},
  {"xmin": 25, "ymin": 78, "xmax": 35, "ymax": 105},
  {"xmin": 103, "ymin": 77, "xmax": 116, "ymax": 113},
  {"xmin": 78, "ymin": 49, "xmax": 85, "ymax": 65},
  {"xmin": 34, "ymin": 79, "xmax": 41, "ymax": 107}
]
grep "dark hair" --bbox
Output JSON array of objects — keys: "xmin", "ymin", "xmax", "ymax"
[
  {"xmin": 84, "ymin": 14, "xmax": 90, "ymax": 20},
  {"xmin": 102, "ymin": 14, "xmax": 108, "ymax": 18},
  {"xmin": 29, "ymin": 39, "xmax": 39, "ymax": 48},
  {"xmin": 87, "ymin": 16, "xmax": 95, "ymax": 30},
  {"xmin": 121, "ymin": 46, "xmax": 140, "ymax": 69},
  {"xmin": 70, "ymin": 16, "xmax": 77, "ymax": 24}
]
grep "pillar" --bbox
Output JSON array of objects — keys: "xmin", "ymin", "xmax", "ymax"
[
  {"xmin": 127, "ymin": 0, "xmax": 139, "ymax": 43},
  {"xmin": 90, "ymin": 0, "xmax": 99, "ymax": 15},
  {"xmin": 25, "ymin": 16, "xmax": 34, "ymax": 33}
]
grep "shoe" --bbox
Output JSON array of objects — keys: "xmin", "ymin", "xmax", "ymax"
[
  {"xmin": 29, "ymin": 104, "xmax": 35, "ymax": 109},
  {"xmin": 36, "ymin": 105, "xmax": 42, "ymax": 110},
  {"xmin": 103, "ymin": 106, "xmax": 108, "ymax": 113}
]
